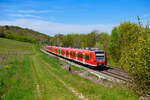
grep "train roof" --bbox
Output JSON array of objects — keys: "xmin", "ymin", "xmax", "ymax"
[{"xmin": 46, "ymin": 45, "xmax": 104, "ymax": 52}]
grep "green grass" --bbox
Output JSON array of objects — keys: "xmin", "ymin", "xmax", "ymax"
[
  {"xmin": 0, "ymin": 38, "xmax": 139, "ymax": 100},
  {"xmin": 0, "ymin": 38, "xmax": 36, "ymax": 100}
]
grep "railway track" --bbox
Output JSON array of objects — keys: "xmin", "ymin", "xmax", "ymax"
[
  {"xmin": 100, "ymin": 70, "xmax": 130, "ymax": 82},
  {"xmin": 40, "ymin": 48, "xmax": 130, "ymax": 83},
  {"xmin": 101, "ymin": 66, "xmax": 130, "ymax": 81}
]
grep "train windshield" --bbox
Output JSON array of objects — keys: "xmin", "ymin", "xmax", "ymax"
[{"xmin": 95, "ymin": 51, "xmax": 105, "ymax": 61}]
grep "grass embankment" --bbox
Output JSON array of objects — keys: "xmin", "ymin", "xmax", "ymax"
[{"xmin": 0, "ymin": 38, "xmax": 138, "ymax": 100}]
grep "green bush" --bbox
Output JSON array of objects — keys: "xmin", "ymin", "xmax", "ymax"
[
  {"xmin": 1, "ymin": 31, "xmax": 36, "ymax": 43},
  {"xmin": 119, "ymin": 21, "xmax": 150, "ymax": 96}
]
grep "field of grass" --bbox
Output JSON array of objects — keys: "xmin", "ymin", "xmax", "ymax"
[
  {"xmin": 0, "ymin": 38, "xmax": 36, "ymax": 100},
  {"xmin": 0, "ymin": 38, "xmax": 139, "ymax": 100}
]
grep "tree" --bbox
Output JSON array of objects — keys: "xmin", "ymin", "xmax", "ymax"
[
  {"xmin": 120, "ymin": 21, "xmax": 150, "ymax": 96},
  {"xmin": 108, "ymin": 27, "xmax": 119, "ymax": 62},
  {"xmin": 86, "ymin": 31, "xmax": 97, "ymax": 47},
  {"xmin": 54, "ymin": 34, "xmax": 64, "ymax": 46},
  {"xmin": 95, "ymin": 32, "xmax": 109, "ymax": 50}
]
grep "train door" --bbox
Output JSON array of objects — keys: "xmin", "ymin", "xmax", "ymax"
[
  {"xmin": 75, "ymin": 50, "xmax": 78, "ymax": 61},
  {"xmin": 85, "ymin": 52, "xmax": 90, "ymax": 64},
  {"xmin": 89, "ymin": 52, "xmax": 96, "ymax": 66},
  {"xmin": 83, "ymin": 51, "xmax": 85, "ymax": 64},
  {"xmin": 68, "ymin": 49, "xmax": 70, "ymax": 59}
]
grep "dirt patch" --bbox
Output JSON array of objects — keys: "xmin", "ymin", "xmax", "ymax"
[
  {"xmin": 30, "ymin": 56, "xmax": 42, "ymax": 100},
  {"xmin": 36, "ymin": 84, "xmax": 41, "ymax": 100},
  {"xmin": 139, "ymin": 96, "xmax": 150, "ymax": 100}
]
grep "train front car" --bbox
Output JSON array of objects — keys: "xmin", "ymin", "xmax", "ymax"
[{"xmin": 94, "ymin": 50, "xmax": 107, "ymax": 67}]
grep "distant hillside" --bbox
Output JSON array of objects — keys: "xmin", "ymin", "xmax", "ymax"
[{"xmin": 0, "ymin": 25, "xmax": 51, "ymax": 43}]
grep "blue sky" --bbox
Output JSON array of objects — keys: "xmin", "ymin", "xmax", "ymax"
[{"xmin": 0, "ymin": 0, "xmax": 150, "ymax": 36}]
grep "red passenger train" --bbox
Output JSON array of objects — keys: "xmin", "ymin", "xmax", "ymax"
[{"xmin": 44, "ymin": 45, "xmax": 107, "ymax": 67}]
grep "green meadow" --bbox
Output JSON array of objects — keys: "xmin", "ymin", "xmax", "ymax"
[{"xmin": 0, "ymin": 38, "xmax": 138, "ymax": 100}]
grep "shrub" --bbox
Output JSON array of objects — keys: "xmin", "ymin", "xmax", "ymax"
[{"xmin": 120, "ymin": 22, "xmax": 150, "ymax": 96}]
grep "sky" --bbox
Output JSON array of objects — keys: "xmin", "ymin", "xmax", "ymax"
[{"xmin": 0, "ymin": 0, "xmax": 150, "ymax": 36}]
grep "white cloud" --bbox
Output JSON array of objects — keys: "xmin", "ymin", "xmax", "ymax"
[
  {"xmin": 0, "ymin": 19, "xmax": 116, "ymax": 36},
  {"xmin": 17, "ymin": 10, "xmax": 55, "ymax": 13},
  {"xmin": 8, "ymin": 14, "xmax": 42, "ymax": 18},
  {"xmin": 5, "ymin": 9, "xmax": 56, "ymax": 13}
]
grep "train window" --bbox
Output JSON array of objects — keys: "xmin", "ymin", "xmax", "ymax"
[
  {"xmin": 78, "ymin": 53, "xmax": 82, "ymax": 58},
  {"xmin": 95, "ymin": 51, "xmax": 104, "ymax": 61},
  {"xmin": 83, "ymin": 55, "xmax": 85, "ymax": 59},
  {"xmin": 78, "ymin": 54, "xmax": 80, "ymax": 58},
  {"xmin": 66, "ymin": 51, "xmax": 68, "ymax": 55},
  {"xmin": 73, "ymin": 52, "xmax": 75, "ymax": 57},
  {"xmin": 78, "ymin": 52, "xmax": 81, "ymax": 58},
  {"xmin": 81, "ymin": 54, "xmax": 83, "ymax": 58},
  {"xmin": 85, "ymin": 55, "xmax": 89, "ymax": 60}
]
